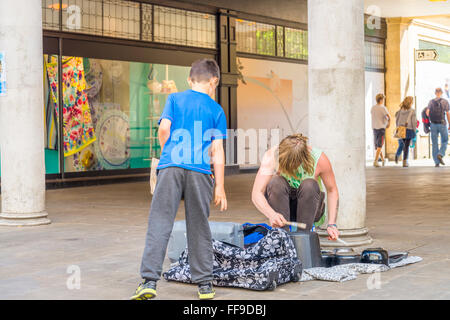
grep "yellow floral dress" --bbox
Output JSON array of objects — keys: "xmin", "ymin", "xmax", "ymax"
[{"xmin": 47, "ymin": 57, "xmax": 96, "ymax": 156}]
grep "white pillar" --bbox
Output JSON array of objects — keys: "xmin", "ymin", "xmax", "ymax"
[
  {"xmin": 0, "ymin": 1, "xmax": 50, "ymax": 226},
  {"xmin": 308, "ymin": 0, "xmax": 371, "ymax": 246}
]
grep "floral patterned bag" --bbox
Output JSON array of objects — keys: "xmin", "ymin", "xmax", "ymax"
[{"xmin": 163, "ymin": 228, "xmax": 302, "ymax": 290}]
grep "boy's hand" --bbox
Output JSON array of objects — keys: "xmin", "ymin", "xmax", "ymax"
[{"xmin": 214, "ymin": 185, "xmax": 227, "ymax": 211}]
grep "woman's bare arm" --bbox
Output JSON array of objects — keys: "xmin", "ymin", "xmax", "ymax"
[
  {"xmin": 316, "ymin": 152, "xmax": 340, "ymax": 240},
  {"xmin": 251, "ymin": 148, "xmax": 287, "ymax": 228}
]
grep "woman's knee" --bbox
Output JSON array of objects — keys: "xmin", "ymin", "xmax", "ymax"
[
  {"xmin": 266, "ymin": 175, "xmax": 290, "ymax": 197},
  {"xmin": 299, "ymin": 178, "xmax": 320, "ymax": 193}
]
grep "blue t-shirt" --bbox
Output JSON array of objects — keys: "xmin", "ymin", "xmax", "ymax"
[{"xmin": 157, "ymin": 89, "xmax": 227, "ymax": 174}]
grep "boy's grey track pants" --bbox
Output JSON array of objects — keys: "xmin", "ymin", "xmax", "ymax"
[{"xmin": 140, "ymin": 167, "xmax": 214, "ymax": 284}]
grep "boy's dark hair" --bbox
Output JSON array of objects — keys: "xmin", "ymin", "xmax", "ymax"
[{"xmin": 189, "ymin": 58, "xmax": 220, "ymax": 83}]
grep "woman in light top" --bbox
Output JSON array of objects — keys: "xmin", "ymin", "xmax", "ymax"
[
  {"xmin": 251, "ymin": 134, "xmax": 340, "ymax": 241},
  {"xmin": 395, "ymin": 96, "xmax": 417, "ymax": 168}
]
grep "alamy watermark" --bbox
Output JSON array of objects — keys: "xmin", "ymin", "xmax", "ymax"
[
  {"xmin": 166, "ymin": 123, "xmax": 283, "ymax": 167},
  {"xmin": 366, "ymin": 271, "xmax": 382, "ymax": 290},
  {"xmin": 66, "ymin": 265, "xmax": 81, "ymax": 290},
  {"xmin": 366, "ymin": 5, "xmax": 382, "ymax": 31},
  {"xmin": 66, "ymin": 5, "xmax": 81, "ymax": 30}
]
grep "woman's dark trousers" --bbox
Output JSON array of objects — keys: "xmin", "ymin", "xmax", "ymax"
[{"xmin": 265, "ymin": 175, "xmax": 325, "ymax": 231}]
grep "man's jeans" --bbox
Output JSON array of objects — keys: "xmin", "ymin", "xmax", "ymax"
[{"xmin": 430, "ymin": 123, "xmax": 449, "ymax": 165}]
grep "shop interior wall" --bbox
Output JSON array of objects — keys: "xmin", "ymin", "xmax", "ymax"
[
  {"xmin": 236, "ymin": 57, "xmax": 308, "ymax": 167},
  {"xmin": 236, "ymin": 58, "xmax": 386, "ymax": 166}
]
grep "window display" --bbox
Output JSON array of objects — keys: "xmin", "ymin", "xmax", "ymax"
[
  {"xmin": 42, "ymin": 54, "xmax": 191, "ymax": 173},
  {"xmin": 43, "ymin": 54, "xmax": 60, "ymax": 174},
  {"xmin": 46, "ymin": 56, "xmax": 97, "ymax": 157}
]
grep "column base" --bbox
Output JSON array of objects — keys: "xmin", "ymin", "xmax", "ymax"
[
  {"xmin": 0, "ymin": 211, "xmax": 51, "ymax": 226},
  {"xmin": 317, "ymin": 227, "xmax": 373, "ymax": 247}
]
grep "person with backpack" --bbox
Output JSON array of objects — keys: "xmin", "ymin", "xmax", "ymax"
[
  {"xmin": 395, "ymin": 96, "xmax": 417, "ymax": 167},
  {"xmin": 426, "ymin": 88, "xmax": 450, "ymax": 167}
]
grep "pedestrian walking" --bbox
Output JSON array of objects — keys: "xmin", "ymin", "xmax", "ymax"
[
  {"xmin": 426, "ymin": 88, "xmax": 450, "ymax": 167},
  {"xmin": 395, "ymin": 96, "xmax": 417, "ymax": 167},
  {"xmin": 371, "ymin": 93, "xmax": 390, "ymax": 167}
]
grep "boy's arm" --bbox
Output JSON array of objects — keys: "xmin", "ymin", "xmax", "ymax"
[
  {"xmin": 158, "ymin": 119, "xmax": 171, "ymax": 151},
  {"xmin": 211, "ymin": 139, "xmax": 227, "ymax": 211}
]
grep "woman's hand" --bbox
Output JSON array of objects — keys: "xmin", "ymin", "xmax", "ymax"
[
  {"xmin": 269, "ymin": 213, "xmax": 287, "ymax": 228},
  {"xmin": 327, "ymin": 225, "xmax": 340, "ymax": 240}
]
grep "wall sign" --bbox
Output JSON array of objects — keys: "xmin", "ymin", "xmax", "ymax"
[
  {"xmin": 416, "ymin": 49, "xmax": 438, "ymax": 62},
  {"xmin": 0, "ymin": 52, "xmax": 6, "ymax": 96}
]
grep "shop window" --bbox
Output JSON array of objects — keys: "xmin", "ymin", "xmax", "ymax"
[
  {"xmin": 276, "ymin": 26, "xmax": 284, "ymax": 57},
  {"xmin": 102, "ymin": 0, "xmax": 140, "ymax": 39},
  {"xmin": 141, "ymin": 3, "xmax": 153, "ymax": 41},
  {"xmin": 42, "ymin": 1, "xmax": 216, "ymax": 48},
  {"xmin": 153, "ymin": 5, "xmax": 216, "ymax": 48},
  {"xmin": 236, "ymin": 20, "xmax": 307, "ymax": 61},
  {"xmin": 284, "ymin": 27, "xmax": 308, "ymax": 60},
  {"xmin": 61, "ymin": 0, "xmax": 103, "ymax": 36},
  {"xmin": 42, "ymin": 0, "xmax": 61, "ymax": 30},
  {"xmin": 42, "ymin": 55, "xmax": 190, "ymax": 172},
  {"xmin": 43, "ymin": 55, "xmax": 61, "ymax": 174},
  {"xmin": 365, "ymin": 41, "xmax": 385, "ymax": 70},
  {"xmin": 236, "ymin": 19, "xmax": 276, "ymax": 56},
  {"xmin": 59, "ymin": 0, "xmax": 139, "ymax": 39}
]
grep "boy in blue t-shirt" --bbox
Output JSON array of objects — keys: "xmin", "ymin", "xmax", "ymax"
[{"xmin": 131, "ymin": 59, "xmax": 228, "ymax": 300}]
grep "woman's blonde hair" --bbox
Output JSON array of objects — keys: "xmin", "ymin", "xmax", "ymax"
[
  {"xmin": 276, "ymin": 134, "xmax": 314, "ymax": 178},
  {"xmin": 400, "ymin": 96, "xmax": 414, "ymax": 110}
]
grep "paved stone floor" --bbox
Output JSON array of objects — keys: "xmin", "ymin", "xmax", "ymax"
[{"xmin": 1, "ymin": 166, "xmax": 450, "ymax": 300}]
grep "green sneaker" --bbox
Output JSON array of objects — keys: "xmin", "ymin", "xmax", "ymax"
[
  {"xmin": 198, "ymin": 282, "xmax": 215, "ymax": 300},
  {"xmin": 130, "ymin": 280, "xmax": 157, "ymax": 300}
]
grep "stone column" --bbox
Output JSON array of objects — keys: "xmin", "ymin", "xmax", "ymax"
[
  {"xmin": 0, "ymin": 1, "xmax": 50, "ymax": 226},
  {"xmin": 384, "ymin": 18, "xmax": 414, "ymax": 160},
  {"xmin": 308, "ymin": 0, "xmax": 371, "ymax": 246}
]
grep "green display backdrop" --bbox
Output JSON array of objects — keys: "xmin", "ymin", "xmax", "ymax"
[{"xmin": 129, "ymin": 62, "xmax": 151, "ymax": 169}]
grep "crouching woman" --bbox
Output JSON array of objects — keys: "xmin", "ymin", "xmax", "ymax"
[{"xmin": 251, "ymin": 134, "xmax": 340, "ymax": 240}]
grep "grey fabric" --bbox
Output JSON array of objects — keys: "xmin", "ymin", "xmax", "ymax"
[
  {"xmin": 300, "ymin": 256, "xmax": 422, "ymax": 282},
  {"xmin": 395, "ymin": 108, "xmax": 417, "ymax": 131},
  {"xmin": 265, "ymin": 175, "xmax": 325, "ymax": 231},
  {"xmin": 168, "ymin": 221, "xmax": 244, "ymax": 263},
  {"xmin": 140, "ymin": 167, "xmax": 214, "ymax": 284},
  {"xmin": 371, "ymin": 104, "xmax": 389, "ymax": 129},
  {"xmin": 373, "ymin": 128, "xmax": 385, "ymax": 148}
]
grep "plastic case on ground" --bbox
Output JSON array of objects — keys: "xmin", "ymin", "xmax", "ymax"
[
  {"xmin": 288, "ymin": 230, "xmax": 323, "ymax": 269},
  {"xmin": 167, "ymin": 220, "xmax": 244, "ymax": 263}
]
